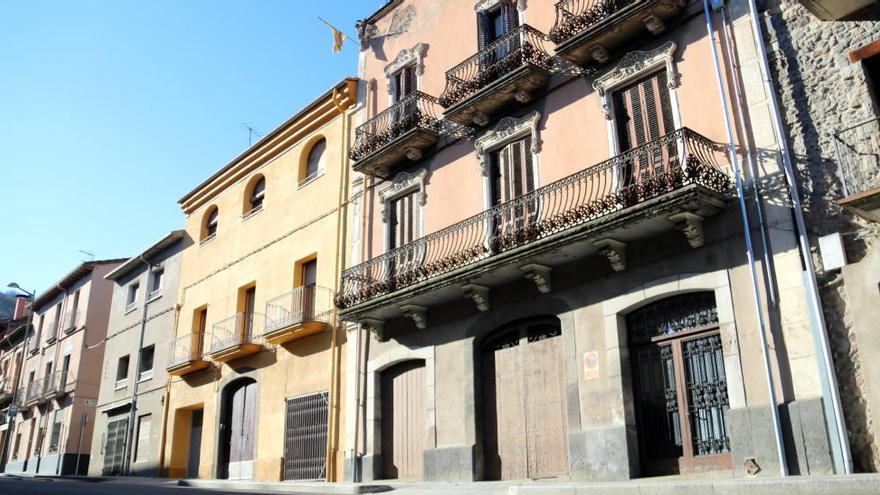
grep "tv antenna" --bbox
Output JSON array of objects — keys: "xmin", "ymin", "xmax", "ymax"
[
  {"xmin": 240, "ymin": 123, "xmax": 262, "ymax": 147},
  {"xmin": 78, "ymin": 250, "xmax": 95, "ymax": 262}
]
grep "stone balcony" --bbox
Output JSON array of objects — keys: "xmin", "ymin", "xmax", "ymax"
[
  {"xmin": 439, "ymin": 25, "xmax": 554, "ymax": 127},
  {"xmin": 263, "ymin": 286, "xmax": 334, "ymax": 346},
  {"xmin": 549, "ymin": 0, "xmax": 685, "ymax": 67},
  {"xmin": 350, "ymin": 91, "xmax": 445, "ymax": 178},
  {"xmin": 166, "ymin": 333, "xmax": 211, "ymax": 377},
  {"xmin": 336, "ymin": 128, "xmax": 732, "ymax": 337},
  {"xmin": 836, "ymin": 116, "xmax": 880, "ymax": 222},
  {"xmin": 207, "ymin": 312, "xmax": 264, "ymax": 363}
]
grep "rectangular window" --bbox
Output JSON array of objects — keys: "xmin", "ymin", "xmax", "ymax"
[
  {"xmin": 393, "ymin": 65, "xmax": 417, "ymax": 102},
  {"xmin": 61, "ymin": 354, "xmax": 71, "ymax": 384},
  {"xmin": 116, "ymin": 355, "xmax": 129, "ymax": 389},
  {"xmin": 126, "ymin": 283, "xmax": 139, "ymax": 309},
  {"xmin": 149, "ymin": 268, "xmax": 164, "ymax": 296},
  {"xmin": 300, "ymin": 259, "xmax": 318, "ymax": 287},
  {"xmin": 12, "ymin": 432, "xmax": 21, "ymax": 460},
  {"xmin": 34, "ymin": 426, "xmax": 45, "ymax": 455},
  {"xmin": 134, "ymin": 414, "xmax": 152, "ymax": 462},
  {"xmin": 138, "ymin": 346, "xmax": 154, "ymax": 381},
  {"xmin": 477, "ymin": 1, "xmax": 519, "ymax": 47},
  {"xmin": 388, "ymin": 191, "xmax": 418, "ymax": 251},
  {"xmin": 48, "ymin": 411, "xmax": 63, "ymax": 453}
]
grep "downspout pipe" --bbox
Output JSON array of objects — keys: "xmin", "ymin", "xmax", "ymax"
[
  {"xmin": 742, "ymin": 0, "xmax": 852, "ymax": 474},
  {"xmin": 702, "ymin": 0, "xmax": 788, "ymax": 476},
  {"xmin": 122, "ymin": 255, "xmax": 155, "ymax": 476}
]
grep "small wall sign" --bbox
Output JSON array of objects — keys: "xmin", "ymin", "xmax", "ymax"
[{"xmin": 583, "ymin": 351, "xmax": 599, "ymax": 380}]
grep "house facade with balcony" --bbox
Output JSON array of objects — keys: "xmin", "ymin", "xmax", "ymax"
[
  {"xmin": 340, "ymin": 0, "xmax": 840, "ymax": 482},
  {"xmin": 88, "ymin": 231, "xmax": 186, "ymax": 477},
  {"xmin": 756, "ymin": 0, "xmax": 880, "ymax": 472},
  {"xmin": 4, "ymin": 259, "xmax": 123, "ymax": 475},
  {"xmin": 162, "ymin": 78, "xmax": 357, "ymax": 482},
  {"xmin": 0, "ymin": 300, "xmax": 30, "ymax": 470}
]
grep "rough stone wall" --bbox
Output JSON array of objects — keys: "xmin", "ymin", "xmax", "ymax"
[{"xmin": 761, "ymin": 0, "xmax": 880, "ymax": 471}]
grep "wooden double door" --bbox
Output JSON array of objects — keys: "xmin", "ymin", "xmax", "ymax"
[
  {"xmin": 482, "ymin": 318, "xmax": 569, "ymax": 480},
  {"xmin": 381, "ymin": 361, "xmax": 427, "ymax": 480},
  {"xmin": 220, "ymin": 379, "xmax": 257, "ymax": 480}
]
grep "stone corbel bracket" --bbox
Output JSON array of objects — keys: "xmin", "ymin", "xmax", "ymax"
[
  {"xmin": 462, "ymin": 284, "xmax": 490, "ymax": 312},
  {"xmin": 400, "ymin": 304, "xmax": 428, "ymax": 330},
  {"xmin": 594, "ymin": 239, "xmax": 627, "ymax": 272},
  {"xmin": 520, "ymin": 264, "xmax": 552, "ymax": 294},
  {"xmin": 360, "ymin": 318, "xmax": 386, "ymax": 342},
  {"xmin": 669, "ymin": 212, "xmax": 705, "ymax": 248}
]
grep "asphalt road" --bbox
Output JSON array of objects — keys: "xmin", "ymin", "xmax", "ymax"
[{"xmin": 0, "ymin": 477, "xmax": 306, "ymax": 495}]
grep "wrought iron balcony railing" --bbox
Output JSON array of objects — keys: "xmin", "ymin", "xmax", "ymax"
[
  {"xmin": 26, "ymin": 378, "xmax": 47, "ymax": 404},
  {"xmin": 43, "ymin": 370, "xmax": 71, "ymax": 398},
  {"xmin": 549, "ymin": 0, "xmax": 640, "ymax": 44},
  {"xmin": 62, "ymin": 310, "xmax": 80, "ymax": 333},
  {"xmin": 209, "ymin": 312, "xmax": 264, "ymax": 355},
  {"xmin": 336, "ymin": 128, "xmax": 730, "ymax": 309},
  {"xmin": 350, "ymin": 91, "xmax": 444, "ymax": 163},
  {"xmin": 167, "ymin": 332, "xmax": 206, "ymax": 370},
  {"xmin": 835, "ymin": 116, "xmax": 880, "ymax": 199},
  {"xmin": 438, "ymin": 25, "xmax": 554, "ymax": 109},
  {"xmin": 265, "ymin": 285, "xmax": 334, "ymax": 335}
]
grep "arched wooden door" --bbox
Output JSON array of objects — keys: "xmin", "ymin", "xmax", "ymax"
[
  {"xmin": 482, "ymin": 317, "xmax": 568, "ymax": 480},
  {"xmin": 381, "ymin": 360, "xmax": 426, "ymax": 480},
  {"xmin": 627, "ymin": 292, "xmax": 731, "ymax": 475},
  {"xmin": 221, "ymin": 379, "xmax": 257, "ymax": 480}
]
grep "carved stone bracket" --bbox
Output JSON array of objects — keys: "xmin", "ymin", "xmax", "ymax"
[
  {"xmin": 379, "ymin": 169, "xmax": 427, "ymax": 223},
  {"xmin": 360, "ymin": 318, "xmax": 386, "ymax": 341},
  {"xmin": 594, "ymin": 239, "xmax": 627, "ymax": 272},
  {"xmin": 669, "ymin": 212, "xmax": 705, "ymax": 248},
  {"xmin": 462, "ymin": 284, "xmax": 490, "ymax": 312},
  {"xmin": 642, "ymin": 15, "xmax": 666, "ymax": 35},
  {"xmin": 400, "ymin": 304, "xmax": 428, "ymax": 330},
  {"xmin": 356, "ymin": 21, "xmax": 378, "ymax": 49},
  {"xmin": 591, "ymin": 45, "xmax": 610, "ymax": 64},
  {"xmin": 385, "ymin": 43, "xmax": 428, "ymax": 98},
  {"xmin": 521, "ymin": 264, "xmax": 552, "ymax": 294},
  {"xmin": 593, "ymin": 41, "xmax": 679, "ymax": 120},
  {"xmin": 474, "ymin": 111, "xmax": 542, "ymax": 176},
  {"xmin": 472, "ymin": 111, "xmax": 490, "ymax": 127}
]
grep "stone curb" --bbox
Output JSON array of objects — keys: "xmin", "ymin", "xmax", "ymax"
[{"xmin": 177, "ymin": 479, "xmax": 393, "ymax": 494}]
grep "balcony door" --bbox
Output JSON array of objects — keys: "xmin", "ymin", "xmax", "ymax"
[
  {"xmin": 613, "ymin": 70, "xmax": 678, "ymax": 189},
  {"xmin": 478, "ymin": 0, "xmax": 520, "ymax": 68},
  {"xmin": 243, "ymin": 287, "xmax": 256, "ymax": 341},
  {"xmin": 388, "ymin": 190, "xmax": 420, "ymax": 282},
  {"xmin": 490, "ymin": 137, "xmax": 536, "ymax": 250},
  {"xmin": 300, "ymin": 259, "xmax": 317, "ymax": 321}
]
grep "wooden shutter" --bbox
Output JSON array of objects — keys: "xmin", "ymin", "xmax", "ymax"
[
  {"xmin": 491, "ymin": 137, "xmax": 535, "ymax": 206},
  {"xmin": 502, "ymin": 1, "xmax": 519, "ymax": 34},
  {"xmin": 477, "ymin": 11, "xmax": 491, "ymax": 51},
  {"xmin": 613, "ymin": 71, "xmax": 677, "ymax": 181},
  {"xmin": 389, "ymin": 191, "xmax": 417, "ymax": 250}
]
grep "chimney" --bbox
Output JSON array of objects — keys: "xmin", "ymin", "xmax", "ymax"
[{"xmin": 13, "ymin": 297, "xmax": 28, "ymax": 320}]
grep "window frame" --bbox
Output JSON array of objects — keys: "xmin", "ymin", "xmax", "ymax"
[
  {"xmin": 138, "ymin": 346, "xmax": 155, "ymax": 382},
  {"xmin": 115, "ymin": 355, "xmax": 130, "ymax": 390},
  {"xmin": 126, "ymin": 282, "xmax": 139, "ymax": 312},
  {"xmin": 300, "ymin": 138, "xmax": 327, "ymax": 186}
]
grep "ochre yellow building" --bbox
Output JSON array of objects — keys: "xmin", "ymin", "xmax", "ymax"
[{"xmin": 161, "ymin": 78, "xmax": 357, "ymax": 482}]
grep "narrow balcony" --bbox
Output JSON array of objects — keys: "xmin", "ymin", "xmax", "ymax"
[
  {"xmin": 351, "ymin": 91, "xmax": 445, "ymax": 178},
  {"xmin": 24, "ymin": 378, "xmax": 47, "ymax": 406},
  {"xmin": 62, "ymin": 310, "xmax": 80, "ymax": 334},
  {"xmin": 549, "ymin": 0, "xmax": 685, "ymax": 66},
  {"xmin": 207, "ymin": 313, "xmax": 264, "ymax": 363},
  {"xmin": 836, "ymin": 116, "xmax": 880, "ymax": 222},
  {"xmin": 264, "ymin": 286, "xmax": 334, "ymax": 346},
  {"xmin": 43, "ymin": 371, "xmax": 72, "ymax": 401},
  {"xmin": 166, "ymin": 333, "xmax": 211, "ymax": 377},
  {"xmin": 439, "ymin": 25, "xmax": 554, "ymax": 126},
  {"xmin": 337, "ymin": 128, "xmax": 732, "ymax": 327}
]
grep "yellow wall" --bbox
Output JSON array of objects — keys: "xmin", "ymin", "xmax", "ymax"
[{"xmin": 164, "ymin": 79, "xmax": 356, "ymax": 481}]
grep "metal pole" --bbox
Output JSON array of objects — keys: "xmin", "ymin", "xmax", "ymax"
[
  {"xmin": 742, "ymin": 0, "xmax": 853, "ymax": 474},
  {"xmin": 703, "ymin": 0, "xmax": 788, "ymax": 475},
  {"xmin": 0, "ymin": 289, "xmax": 36, "ymax": 472},
  {"xmin": 75, "ymin": 412, "xmax": 87, "ymax": 475}
]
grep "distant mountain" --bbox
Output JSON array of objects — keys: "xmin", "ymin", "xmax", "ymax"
[{"xmin": 0, "ymin": 291, "xmax": 17, "ymax": 320}]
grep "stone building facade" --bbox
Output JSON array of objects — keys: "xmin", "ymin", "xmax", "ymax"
[
  {"xmin": 759, "ymin": 0, "xmax": 880, "ymax": 472},
  {"xmin": 340, "ymin": 0, "xmax": 846, "ymax": 483}
]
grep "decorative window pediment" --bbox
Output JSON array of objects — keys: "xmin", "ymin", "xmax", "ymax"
[
  {"xmin": 593, "ymin": 42, "xmax": 679, "ymax": 120},
  {"xmin": 385, "ymin": 43, "xmax": 427, "ymax": 97},
  {"xmin": 379, "ymin": 169, "xmax": 428, "ymax": 222},
  {"xmin": 474, "ymin": 0, "xmax": 524, "ymax": 13},
  {"xmin": 474, "ymin": 111, "xmax": 542, "ymax": 176}
]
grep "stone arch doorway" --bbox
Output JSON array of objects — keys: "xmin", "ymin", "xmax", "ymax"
[
  {"xmin": 218, "ymin": 377, "xmax": 258, "ymax": 480},
  {"xmin": 480, "ymin": 316, "xmax": 569, "ymax": 481},
  {"xmin": 626, "ymin": 291, "xmax": 732, "ymax": 476}
]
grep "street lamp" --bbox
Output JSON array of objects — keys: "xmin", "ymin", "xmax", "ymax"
[{"xmin": 0, "ymin": 283, "xmax": 36, "ymax": 473}]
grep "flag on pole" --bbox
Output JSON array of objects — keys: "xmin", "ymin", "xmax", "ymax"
[{"xmin": 318, "ymin": 16, "xmax": 349, "ymax": 53}]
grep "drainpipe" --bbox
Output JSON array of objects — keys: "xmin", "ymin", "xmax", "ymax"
[
  {"xmin": 739, "ymin": 0, "xmax": 852, "ymax": 474},
  {"xmin": 156, "ymin": 303, "xmax": 180, "ymax": 478},
  {"xmin": 702, "ymin": 0, "xmax": 788, "ymax": 476},
  {"xmin": 122, "ymin": 255, "xmax": 155, "ymax": 476}
]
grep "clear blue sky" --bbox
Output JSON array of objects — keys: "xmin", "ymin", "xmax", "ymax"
[{"xmin": 0, "ymin": 0, "xmax": 382, "ymax": 295}]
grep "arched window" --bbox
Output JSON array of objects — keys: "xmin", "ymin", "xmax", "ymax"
[
  {"xmin": 203, "ymin": 206, "xmax": 219, "ymax": 241},
  {"xmin": 245, "ymin": 176, "xmax": 265, "ymax": 215},
  {"xmin": 302, "ymin": 138, "xmax": 326, "ymax": 183}
]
